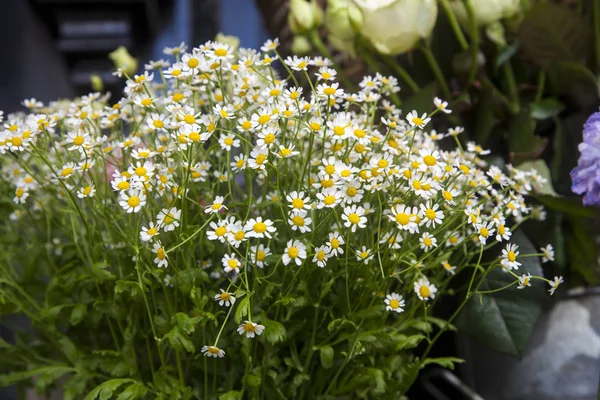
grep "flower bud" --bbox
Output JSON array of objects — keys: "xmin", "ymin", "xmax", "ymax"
[
  {"xmin": 90, "ymin": 74, "xmax": 104, "ymax": 92},
  {"xmin": 109, "ymin": 46, "xmax": 138, "ymax": 77},
  {"xmin": 353, "ymin": 0, "xmax": 438, "ymax": 56},
  {"xmin": 451, "ymin": 0, "xmax": 521, "ymax": 26},
  {"xmin": 215, "ymin": 33, "xmax": 240, "ymax": 51},
  {"xmin": 291, "ymin": 35, "xmax": 313, "ymax": 55},
  {"xmin": 290, "ymin": 0, "xmax": 316, "ymax": 33}
]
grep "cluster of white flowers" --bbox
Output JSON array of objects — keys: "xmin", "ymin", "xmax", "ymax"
[{"xmin": 0, "ymin": 38, "xmax": 561, "ymax": 358}]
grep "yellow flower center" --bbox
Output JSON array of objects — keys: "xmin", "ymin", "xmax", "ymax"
[
  {"xmin": 412, "ymin": 117, "xmax": 424, "ymax": 126},
  {"xmin": 228, "ymin": 259, "xmax": 239, "ymax": 269},
  {"xmin": 316, "ymin": 251, "xmax": 326, "ymax": 261},
  {"xmin": 83, "ymin": 186, "xmax": 92, "ymax": 195},
  {"xmin": 507, "ymin": 251, "xmax": 516, "ymax": 262},
  {"xmin": 220, "ymin": 292, "xmax": 231, "ymax": 301},
  {"xmin": 224, "ymin": 137, "xmax": 234, "ymax": 146},
  {"xmin": 419, "ymin": 285, "xmax": 431, "ymax": 298},
  {"xmin": 423, "ymin": 238, "xmax": 433, "ymax": 247},
  {"xmin": 187, "ymin": 58, "xmax": 199, "ymax": 68},
  {"xmin": 324, "ymin": 195, "xmax": 336, "ymax": 205},
  {"xmin": 378, "ymin": 159, "xmax": 389, "ymax": 168},
  {"xmin": 255, "ymin": 154, "xmax": 267, "ymax": 165},
  {"xmin": 153, "ymin": 120, "xmax": 164, "ymax": 129},
  {"xmin": 147, "ymin": 227, "xmax": 157, "ymax": 236},
  {"xmin": 215, "ymin": 226, "xmax": 227, "ymax": 236},
  {"xmin": 258, "ymin": 114, "xmax": 271, "ymax": 125},
  {"xmin": 288, "ymin": 247, "xmax": 299, "ymax": 258},
  {"xmin": 324, "ymin": 87, "xmax": 335, "ymax": 96},
  {"xmin": 423, "ymin": 155, "xmax": 436, "ymax": 166},
  {"xmin": 395, "ymin": 213, "xmax": 410, "ymax": 225},
  {"xmin": 257, "ymin": 250, "xmax": 266, "ymax": 261},
  {"xmin": 254, "ymin": 222, "xmax": 267, "ymax": 233},
  {"xmin": 135, "ymin": 166, "xmax": 147, "ymax": 176},
  {"xmin": 443, "ymin": 191, "xmax": 453, "ymax": 201},
  {"xmin": 184, "ymin": 115, "xmax": 195, "ymax": 124},
  {"xmin": 480, "ymin": 227, "xmax": 489, "ymax": 237},
  {"xmin": 292, "ymin": 215, "xmax": 305, "ymax": 227},
  {"xmin": 241, "ymin": 121, "xmax": 252, "ymax": 130},
  {"xmin": 157, "ymin": 247, "xmax": 166, "ymax": 260},
  {"xmin": 207, "ymin": 346, "xmax": 220, "ymax": 354},
  {"xmin": 214, "ymin": 48, "xmax": 227, "ymax": 57},
  {"xmin": 348, "ymin": 213, "xmax": 360, "ymax": 224},
  {"xmin": 291, "ymin": 198, "xmax": 304, "ymax": 209},
  {"xmin": 73, "ymin": 136, "xmax": 84, "ymax": 146},
  {"xmin": 389, "ymin": 299, "xmax": 400, "ymax": 309},
  {"xmin": 264, "ymin": 133, "xmax": 275, "ymax": 144},
  {"xmin": 425, "ymin": 209, "xmax": 436, "ymax": 220},
  {"xmin": 128, "ymin": 196, "xmax": 140, "ymax": 207},
  {"xmin": 234, "ymin": 231, "xmax": 245, "ymax": 241},
  {"xmin": 243, "ymin": 322, "xmax": 256, "ymax": 332},
  {"xmin": 62, "ymin": 167, "xmax": 73, "ymax": 177}
]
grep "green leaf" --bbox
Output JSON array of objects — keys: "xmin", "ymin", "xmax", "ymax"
[
  {"xmin": 457, "ymin": 231, "xmax": 545, "ymax": 356},
  {"xmin": 84, "ymin": 379, "xmax": 135, "ymax": 400},
  {"xmin": 327, "ymin": 318, "xmax": 356, "ymax": 333},
  {"xmin": 319, "ymin": 346, "xmax": 334, "ymax": 369},
  {"xmin": 58, "ymin": 336, "xmax": 79, "ymax": 364},
  {"xmin": 262, "ymin": 317, "xmax": 287, "ymax": 344},
  {"xmin": 0, "ymin": 366, "xmax": 74, "ymax": 388},
  {"xmin": 70, "ymin": 304, "xmax": 87, "ymax": 326},
  {"xmin": 234, "ymin": 296, "xmax": 250, "ymax": 324},
  {"xmin": 508, "ymin": 109, "xmax": 547, "ymax": 156},
  {"xmin": 421, "ymin": 357, "xmax": 465, "ymax": 370},
  {"xmin": 114, "ymin": 280, "xmax": 146, "ymax": 299},
  {"xmin": 495, "ymin": 40, "xmax": 520, "ymax": 68},
  {"xmin": 163, "ymin": 327, "xmax": 195, "ymax": 354},
  {"xmin": 395, "ymin": 334, "xmax": 427, "ymax": 351},
  {"xmin": 565, "ymin": 218, "xmax": 600, "ymax": 285},
  {"xmin": 536, "ymin": 195, "xmax": 600, "ymax": 218},
  {"xmin": 517, "ymin": 160, "xmax": 557, "ymax": 196},
  {"xmin": 219, "ymin": 391, "xmax": 243, "ymax": 400},
  {"xmin": 64, "ymin": 374, "xmax": 89, "ymax": 400},
  {"xmin": 90, "ymin": 263, "xmax": 116, "ymax": 282},
  {"xmin": 116, "ymin": 382, "xmax": 148, "ymax": 400},
  {"xmin": 518, "ymin": 2, "xmax": 591, "ymax": 68},
  {"xmin": 174, "ymin": 312, "xmax": 201, "ymax": 335},
  {"xmin": 244, "ymin": 374, "xmax": 261, "ymax": 388},
  {"xmin": 530, "ymin": 98, "xmax": 565, "ymax": 120}
]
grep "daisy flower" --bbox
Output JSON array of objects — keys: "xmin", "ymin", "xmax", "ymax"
[
  {"xmin": 214, "ymin": 289, "xmax": 236, "ymax": 307},
  {"xmin": 355, "ymin": 246, "xmax": 374, "ymax": 265},
  {"xmin": 434, "ymin": 97, "xmax": 451, "ymax": 114},
  {"xmin": 248, "ymin": 145, "xmax": 269, "ymax": 170},
  {"xmin": 342, "ymin": 205, "xmax": 367, "ymax": 232},
  {"xmin": 495, "ymin": 221, "xmax": 512, "ymax": 242},
  {"xmin": 218, "ymin": 133, "xmax": 240, "ymax": 151},
  {"xmin": 77, "ymin": 184, "xmax": 96, "ymax": 199},
  {"xmin": 201, "ymin": 346, "xmax": 225, "ymax": 358},
  {"xmin": 419, "ymin": 201, "xmax": 444, "ymax": 228},
  {"xmin": 245, "ymin": 217, "xmax": 276, "ymax": 239},
  {"xmin": 250, "ymin": 244, "xmax": 271, "ymax": 268},
  {"xmin": 282, "ymin": 239, "xmax": 307, "ymax": 266},
  {"xmin": 475, "ymin": 221, "xmax": 495, "ymax": 245},
  {"xmin": 119, "ymin": 189, "xmax": 146, "ymax": 213},
  {"xmin": 548, "ymin": 276, "xmax": 564, "ymax": 295},
  {"xmin": 222, "ymin": 254, "xmax": 242, "ymax": 274},
  {"xmin": 501, "ymin": 243, "xmax": 521, "ymax": 270},
  {"xmin": 390, "ymin": 204, "xmax": 418, "ymax": 233},
  {"xmin": 419, "ymin": 233, "xmax": 437, "ymax": 252},
  {"xmin": 312, "ymin": 245, "xmax": 331, "ymax": 268},
  {"xmin": 441, "ymin": 260, "xmax": 456, "ymax": 275},
  {"xmin": 206, "ymin": 220, "xmax": 229, "ymax": 243},
  {"xmin": 316, "ymin": 82, "xmax": 344, "ymax": 98},
  {"xmin": 237, "ymin": 321, "xmax": 265, "ymax": 339},
  {"xmin": 152, "ymin": 241, "xmax": 168, "ymax": 268},
  {"xmin": 406, "ymin": 110, "xmax": 430, "ymax": 128},
  {"xmin": 517, "ymin": 273, "xmax": 532, "ymax": 289},
  {"xmin": 140, "ymin": 222, "xmax": 159, "ymax": 242},
  {"xmin": 288, "ymin": 209, "xmax": 312, "ymax": 233},
  {"xmin": 541, "ymin": 244, "xmax": 555, "ymax": 263},
  {"xmin": 316, "ymin": 187, "xmax": 342, "ymax": 208},
  {"xmin": 284, "ymin": 55, "xmax": 310, "ymax": 71},
  {"xmin": 157, "ymin": 207, "xmax": 181, "ymax": 232},
  {"xmin": 286, "ymin": 191, "xmax": 312, "ymax": 210},
  {"xmin": 385, "ymin": 293, "xmax": 405, "ymax": 313},
  {"xmin": 205, "ymin": 196, "xmax": 227, "ymax": 214},
  {"xmin": 414, "ymin": 278, "xmax": 437, "ymax": 301},
  {"xmin": 326, "ymin": 231, "xmax": 345, "ymax": 256},
  {"xmin": 13, "ymin": 187, "xmax": 28, "ymax": 204},
  {"xmin": 442, "ymin": 187, "xmax": 460, "ymax": 205}
]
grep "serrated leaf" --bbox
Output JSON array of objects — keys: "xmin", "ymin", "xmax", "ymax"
[
  {"xmin": 457, "ymin": 231, "xmax": 545, "ymax": 356},
  {"xmin": 0, "ymin": 366, "xmax": 75, "ymax": 388},
  {"xmin": 395, "ymin": 334, "xmax": 427, "ymax": 350},
  {"xmin": 327, "ymin": 318, "xmax": 356, "ymax": 333},
  {"xmin": 173, "ymin": 269, "xmax": 208, "ymax": 295},
  {"xmin": 84, "ymin": 378, "xmax": 135, "ymax": 400},
  {"xmin": 90, "ymin": 263, "xmax": 116, "ymax": 282},
  {"xmin": 319, "ymin": 346, "xmax": 334, "ymax": 369},
  {"xmin": 234, "ymin": 296, "xmax": 250, "ymax": 324},
  {"xmin": 116, "ymin": 382, "xmax": 148, "ymax": 400},
  {"xmin": 174, "ymin": 312, "xmax": 201, "ymax": 335},
  {"xmin": 421, "ymin": 357, "xmax": 465, "ymax": 370},
  {"xmin": 518, "ymin": 3, "xmax": 591, "ymax": 68},
  {"xmin": 163, "ymin": 327, "xmax": 195, "ymax": 354},
  {"xmin": 64, "ymin": 374, "xmax": 89, "ymax": 400},
  {"xmin": 262, "ymin": 317, "xmax": 287, "ymax": 344}
]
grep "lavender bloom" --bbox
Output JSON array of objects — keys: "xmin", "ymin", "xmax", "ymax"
[{"xmin": 571, "ymin": 112, "xmax": 600, "ymax": 205}]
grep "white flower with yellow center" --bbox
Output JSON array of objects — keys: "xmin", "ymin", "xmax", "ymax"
[
  {"xmin": 406, "ymin": 110, "xmax": 430, "ymax": 128},
  {"xmin": 475, "ymin": 221, "xmax": 495, "ymax": 245},
  {"xmin": 140, "ymin": 222, "xmax": 159, "ymax": 242},
  {"xmin": 13, "ymin": 186, "xmax": 28, "ymax": 204},
  {"xmin": 283, "ymin": 239, "xmax": 307, "ymax": 266},
  {"xmin": 152, "ymin": 241, "xmax": 168, "ymax": 268},
  {"xmin": 389, "ymin": 204, "xmax": 418, "ymax": 233},
  {"xmin": 119, "ymin": 189, "xmax": 146, "ymax": 213},
  {"xmin": 127, "ymin": 161, "xmax": 155, "ymax": 183},
  {"xmin": 414, "ymin": 277, "xmax": 437, "ymax": 301},
  {"xmin": 77, "ymin": 184, "xmax": 96, "ymax": 199},
  {"xmin": 548, "ymin": 276, "xmax": 564, "ymax": 295},
  {"xmin": 66, "ymin": 131, "xmax": 89, "ymax": 151},
  {"xmin": 541, "ymin": 244, "xmax": 555, "ymax": 263},
  {"xmin": 226, "ymin": 222, "xmax": 247, "ymax": 248},
  {"xmin": 248, "ymin": 145, "xmax": 269, "ymax": 170},
  {"xmin": 316, "ymin": 82, "xmax": 344, "ymax": 98},
  {"xmin": 201, "ymin": 345, "xmax": 225, "ymax": 358},
  {"xmin": 355, "ymin": 246, "xmax": 374, "ymax": 265},
  {"xmin": 316, "ymin": 187, "xmax": 342, "ymax": 209},
  {"xmin": 501, "ymin": 243, "xmax": 521, "ymax": 270},
  {"xmin": 205, "ymin": 196, "xmax": 227, "ymax": 214},
  {"xmin": 286, "ymin": 191, "xmax": 312, "ymax": 210},
  {"xmin": 326, "ymin": 231, "xmax": 345, "ymax": 256},
  {"xmin": 495, "ymin": 219, "xmax": 512, "ymax": 242},
  {"xmin": 157, "ymin": 207, "xmax": 181, "ymax": 232},
  {"xmin": 214, "ymin": 289, "xmax": 236, "ymax": 307},
  {"xmin": 517, "ymin": 273, "xmax": 532, "ymax": 289},
  {"xmin": 385, "ymin": 293, "xmax": 405, "ymax": 313},
  {"xmin": 250, "ymin": 244, "xmax": 271, "ymax": 268},
  {"xmin": 433, "ymin": 97, "xmax": 451, "ymax": 114},
  {"xmin": 222, "ymin": 254, "xmax": 242, "ymax": 274},
  {"xmin": 245, "ymin": 217, "xmax": 276, "ymax": 239},
  {"xmin": 231, "ymin": 154, "xmax": 247, "ymax": 172},
  {"xmin": 342, "ymin": 205, "xmax": 367, "ymax": 232},
  {"xmin": 312, "ymin": 245, "xmax": 331, "ymax": 268},
  {"xmin": 441, "ymin": 260, "xmax": 456, "ymax": 275},
  {"xmin": 419, "ymin": 201, "xmax": 444, "ymax": 228},
  {"xmin": 207, "ymin": 220, "xmax": 229, "ymax": 243},
  {"xmin": 237, "ymin": 321, "xmax": 265, "ymax": 339},
  {"xmin": 419, "ymin": 232, "xmax": 437, "ymax": 252}
]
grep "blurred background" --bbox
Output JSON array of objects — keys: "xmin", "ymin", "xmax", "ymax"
[{"xmin": 0, "ymin": 0, "xmax": 267, "ymax": 114}]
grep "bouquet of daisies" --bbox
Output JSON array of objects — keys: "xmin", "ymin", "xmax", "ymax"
[{"xmin": 0, "ymin": 39, "xmax": 560, "ymax": 399}]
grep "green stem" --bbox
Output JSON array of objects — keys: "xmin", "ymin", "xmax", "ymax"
[
  {"xmin": 439, "ymin": 0, "xmax": 469, "ymax": 51},
  {"xmin": 380, "ymin": 55, "xmax": 420, "ymax": 93},
  {"xmin": 463, "ymin": 0, "xmax": 480, "ymax": 87},
  {"xmin": 308, "ymin": 31, "xmax": 354, "ymax": 89},
  {"xmin": 420, "ymin": 45, "xmax": 451, "ymax": 99}
]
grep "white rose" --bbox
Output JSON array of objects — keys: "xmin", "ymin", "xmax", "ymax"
[
  {"xmin": 353, "ymin": 0, "xmax": 438, "ymax": 55},
  {"xmin": 451, "ymin": 0, "xmax": 521, "ymax": 26}
]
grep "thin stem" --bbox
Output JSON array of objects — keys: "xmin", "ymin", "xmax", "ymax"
[
  {"xmin": 420, "ymin": 45, "xmax": 451, "ymax": 99},
  {"xmin": 439, "ymin": 0, "xmax": 469, "ymax": 51},
  {"xmin": 380, "ymin": 55, "xmax": 420, "ymax": 93}
]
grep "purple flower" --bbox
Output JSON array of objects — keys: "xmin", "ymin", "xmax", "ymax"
[{"xmin": 571, "ymin": 111, "xmax": 600, "ymax": 205}]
